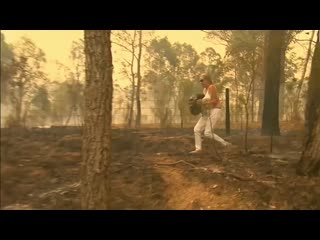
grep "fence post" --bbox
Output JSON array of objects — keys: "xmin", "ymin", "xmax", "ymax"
[{"xmin": 225, "ymin": 88, "xmax": 230, "ymax": 136}]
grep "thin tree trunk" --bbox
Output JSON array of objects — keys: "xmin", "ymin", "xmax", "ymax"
[
  {"xmin": 293, "ymin": 30, "xmax": 316, "ymax": 121},
  {"xmin": 127, "ymin": 31, "xmax": 137, "ymax": 128},
  {"xmin": 297, "ymin": 31, "xmax": 320, "ymax": 176},
  {"xmin": 235, "ymin": 66, "xmax": 239, "ymax": 123},
  {"xmin": 178, "ymin": 102, "xmax": 184, "ymax": 128},
  {"xmin": 16, "ymin": 82, "xmax": 24, "ymax": 126},
  {"xmin": 240, "ymin": 105, "xmax": 243, "ymax": 131},
  {"xmin": 258, "ymin": 80, "xmax": 264, "ymax": 121},
  {"xmin": 244, "ymin": 76, "xmax": 255, "ymax": 152},
  {"xmin": 81, "ymin": 30, "xmax": 113, "ymax": 209},
  {"xmin": 65, "ymin": 106, "xmax": 74, "ymax": 126},
  {"xmin": 135, "ymin": 30, "xmax": 142, "ymax": 128},
  {"xmin": 251, "ymin": 57, "xmax": 256, "ymax": 123},
  {"xmin": 22, "ymin": 102, "xmax": 31, "ymax": 128},
  {"xmin": 258, "ymin": 32, "xmax": 269, "ymax": 122},
  {"xmin": 128, "ymin": 84, "xmax": 135, "ymax": 128}
]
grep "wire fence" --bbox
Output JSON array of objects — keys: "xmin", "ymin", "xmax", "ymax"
[
  {"xmin": 1, "ymin": 87, "xmax": 305, "ymax": 131},
  {"xmin": 111, "ymin": 87, "xmax": 307, "ymax": 133},
  {"xmin": 112, "ymin": 88, "xmax": 261, "ymax": 128}
]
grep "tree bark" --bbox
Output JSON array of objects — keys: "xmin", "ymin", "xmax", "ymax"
[
  {"xmin": 127, "ymin": 31, "xmax": 137, "ymax": 128},
  {"xmin": 279, "ymin": 38, "xmax": 286, "ymax": 121},
  {"xmin": 257, "ymin": 82, "xmax": 264, "ymax": 121},
  {"xmin": 135, "ymin": 30, "xmax": 142, "ymax": 128},
  {"xmin": 81, "ymin": 30, "xmax": 113, "ymax": 209},
  {"xmin": 22, "ymin": 101, "xmax": 31, "ymax": 128},
  {"xmin": 16, "ymin": 79, "xmax": 24, "ymax": 126},
  {"xmin": 234, "ymin": 67, "xmax": 240, "ymax": 123},
  {"xmin": 297, "ymin": 32, "xmax": 320, "ymax": 176},
  {"xmin": 258, "ymin": 31, "xmax": 269, "ymax": 122},
  {"xmin": 250, "ymin": 55, "xmax": 256, "ymax": 123},
  {"xmin": 293, "ymin": 30, "xmax": 315, "ymax": 121},
  {"xmin": 261, "ymin": 30, "xmax": 285, "ymax": 136},
  {"xmin": 128, "ymin": 83, "xmax": 135, "ymax": 128},
  {"xmin": 244, "ymin": 75, "xmax": 255, "ymax": 152}
]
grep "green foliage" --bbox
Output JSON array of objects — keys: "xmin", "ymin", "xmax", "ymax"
[
  {"xmin": 50, "ymin": 80, "xmax": 84, "ymax": 125},
  {"xmin": 3, "ymin": 114, "xmax": 20, "ymax": 128},
  {"xmin": 1, "ymin": 33, "xmax": 15, "ymax": 103},
  {"xmin": 1, "ymin": 33, "xmax": 14, "ymax": 63},
  {"xmin": 27, "ymin": 85, "xmax": 51, "ymax": 126},
  {"xmin": 144, "ymin": 37, "xmax": 231, "ymax": 126},
  {"xmin": 31, "ymin": 85, "xmax": 51, "ymax": 113},
  {"xmin": 4, "ymin": 36, "xmax": 47, "ymax": 126},
  {"xmin": 148, "ymin": 37, "xmax": 178, "ymax": 69},
  {"xmin": 70, "ymin": 39, "xmax": 85, "ymax": 81}
]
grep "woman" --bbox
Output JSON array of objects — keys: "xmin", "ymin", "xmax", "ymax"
[{"xmin": 190, "ymin": 74, "xmax": 231, "ymax": 154}]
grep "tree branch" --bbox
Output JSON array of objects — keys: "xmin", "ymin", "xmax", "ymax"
[
  {"xmin": 294, "ymin": 39, "xmax": 317, "ymax": 44},
  {"xmin": 123, "ymin": 59, "xmax": 132, "ymax": 66},
  {"xmin": 111, "ymin": 41, "xmax": 139, "ymax": 60}
]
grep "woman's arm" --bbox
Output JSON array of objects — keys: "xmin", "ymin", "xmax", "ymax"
[{"xmin": 202, "ymin": 85, "xmax": 219, "ymax": 105}]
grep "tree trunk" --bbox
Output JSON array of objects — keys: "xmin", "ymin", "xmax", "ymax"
[
  {"xmin": 244, "ymin": 74, "xmax": 255, "ymax": 152},
  {"xmin": 22, "ymin": 102, "xmax": 31, "ymax": 128},
  {"xmin": 250, "ymin": 58, "xmax": 256, "ymax": 123},
  {"xmin": 81, "ymin": 30, "xmax": 113, "ymax": 209},
  {"xmin": 297, "ymin": 32, "xmax": 320, "ymax": 176},
  {"xmin": 251, "ymin": 81, "xmax": 255, "ymax": 123},
  {"xmin": 240, "ymin": 105, "xmax": 243, "ymax": 131},
  {"xmin": 261, "ymin": 30, "xmax": 285, "ymax": 136},
  {"xmin": 65, "ymin": 106, "xmax": 74, "ymax": 126},
  {"xmin": 160, "ymin": 108, "xmax": 169, "ymax": 128},
  {"xmin": 178, "ymin": 102, "xmax": 184, "ymax": 129},
  {"xmin": 128, "ymin": 84, "xmax": 135, "ymax": 128},
  {"xmin": 16, "ymin": 82, "xmax": 24, "ymax": 126},
  {"xmin": 258, "ymin": 31, "xmax": 269, "ymax": 122},
  {"xmin": 279, "ymin": 40, "xmax": 286, "ymax": 121},
  {"xmin": 258, "ymin": 81, "xmax": 264, "ymax": 121},
  {"xmin": 127, "ymin": 31, "xmax": 137, "ymax": 128},
  {"xmin": 135, "ymin": 30, "xmax": 142, "ymax": 128},
  {"xmin": 293, "ymin": 30, "xmax": 315, "ymax": 121},
  {"xmin": 234, "ymin": 67, "xmax": 240, "ymax": 123},
  {"xmin": 244, "ymin": 103, "xmax": 249, "ymax": 152}
]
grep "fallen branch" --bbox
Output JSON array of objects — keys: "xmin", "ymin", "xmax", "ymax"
[
  {"xmin": 153, "ymin": 160, "xmax": 207, "ymax": 170},
  {"xmin": 153, "ymin": 159, "xmax": 278, "ymax": 187},
  {"xmin": 111, "ymin": 165, "xmax": 134, "ymax": 174},
  {"xmin": 224, "ymin": 173, "xmax": 251, "ymax": 181},
  {"xmin": 273, "ymin": 159, "xmax": 289, "ymax": 164},
  {"xmin": 154, "ymin": 160, "xmax": 195, "ymax": 168},
  {"xmin": 39, "ymin": 182, "xmax": 80, "ymax": 199},
  {"xmin": 153, "ymin": 159, "xmax": 250, "ymax": 181}
]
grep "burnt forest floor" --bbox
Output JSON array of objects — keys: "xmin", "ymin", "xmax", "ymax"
[{"xmin": 1, "ymin": 127, "xmax": 320, "ymax": 210}]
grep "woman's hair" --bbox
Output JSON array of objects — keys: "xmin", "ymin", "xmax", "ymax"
[{"xmin": 200, "ymin": 74, "xmax": 212, "ymax": 83}]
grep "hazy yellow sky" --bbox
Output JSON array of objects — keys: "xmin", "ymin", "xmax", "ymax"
[
  {"xmin": 1, "ymin": 30, "xmax": 224, "ymax": 82},
  {"xmin": 2, "ymin": 30, "xmax": 311, "ymax": 86}
]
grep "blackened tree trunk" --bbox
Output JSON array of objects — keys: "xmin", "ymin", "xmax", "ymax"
[
  {"xmin": 261, "ymin": 30, "xmax": 286, "ymax": 136},
  {"xmin": 297, "ymin": 31, "xmax": 320, "ymax": 176},
  {"xmin": 81, "ymin": 30, "xmax": 113, "ymax": 209}
]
